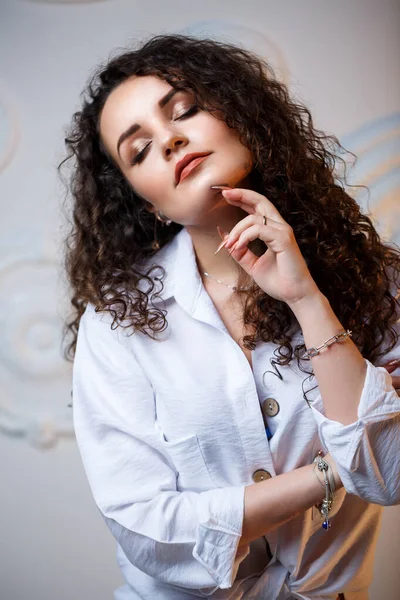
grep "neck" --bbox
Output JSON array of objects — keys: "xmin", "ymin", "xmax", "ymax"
[{"xmin": 185, "ymin": 204, "xmax": 252, "ymax": 288}]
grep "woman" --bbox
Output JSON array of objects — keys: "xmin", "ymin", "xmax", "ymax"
[{"xmin": 61, "ymin": 34, "xmax": 400, "ymax": 600}]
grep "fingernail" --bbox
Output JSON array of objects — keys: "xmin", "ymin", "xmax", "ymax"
[
  {"xmin": 228, "ymin": 243, "xmax": 238, "ymax": 256},
  {"xmin": 214, "ymin": 238, "xmax": 229, "ymax": 255},
  {"xmin": 216, "ymin": 225, "xmax": 229, "ymax": 240}
]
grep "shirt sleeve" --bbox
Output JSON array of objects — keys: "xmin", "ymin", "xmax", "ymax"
[
  {"xmin": 72, "ymin": 303, "xmax": 250, "ymax": 596},
  {"xmin": 309, "ymin": 355, "xmax": 400, "ymax": 506}
]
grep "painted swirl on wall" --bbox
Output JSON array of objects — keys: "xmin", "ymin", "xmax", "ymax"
[
  {"xmin": 180, "ymin": 20, "xmax": 290, "ymax": 86},
  {"xmin": 0, "ymin": 254, "xmax": 73, "ymax": 448},
  {"xmin": 26, "ymin": 0, "xmax": 108, "ymax": 4},
  {"xmin": 0, "ymin": 87, "xmax": 19, "ymax": 173},
  {"xmin": 340, "ymin": 113, "xmax": 400, "ymax": 247}
]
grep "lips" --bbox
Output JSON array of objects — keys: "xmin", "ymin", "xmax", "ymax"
[{"xmin": 175, "ymin": 152, "xmax": 211, "ymax": 185}]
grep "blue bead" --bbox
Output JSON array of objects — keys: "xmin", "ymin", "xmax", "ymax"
[{"xmin": 322, "ymin": 520, "xmax": 331, "ymax": 530}]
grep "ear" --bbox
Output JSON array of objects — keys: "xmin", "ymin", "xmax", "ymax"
[{"xmin": 140, "ymin": 200, "xmax": 156, "ymax": 216}]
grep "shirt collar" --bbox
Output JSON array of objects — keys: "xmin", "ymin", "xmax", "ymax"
[{"xmin": 142, "ymin": 227, "xmax": 203, "ymax": 315}]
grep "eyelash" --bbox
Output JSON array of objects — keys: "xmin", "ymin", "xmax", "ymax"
[{"xmin": 130, "ymin": 105, "xmax": 199, "ymax": 166}]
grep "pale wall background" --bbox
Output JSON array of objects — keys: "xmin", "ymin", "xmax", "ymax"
[{"xmin": 0, "ymin": 1, "xmax": 399, "ymax": 599}]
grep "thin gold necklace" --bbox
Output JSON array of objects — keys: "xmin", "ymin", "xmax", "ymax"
[{"xmin": 202, "ymin": 270, "xmax": 251, "ymax": 292}]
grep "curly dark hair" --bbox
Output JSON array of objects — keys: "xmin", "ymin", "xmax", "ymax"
[{"xmin": 60, "ymin": 33, "xmax": 400, "ymax": 401}]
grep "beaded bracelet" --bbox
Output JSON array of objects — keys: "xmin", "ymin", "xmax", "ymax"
[
  {"xmin": 302, "ymin": 330, "xmax": 353, "ymax": 360},
  {"xmin": 312, "ymin": 451, "xmax": 335, "ymax": 530}
]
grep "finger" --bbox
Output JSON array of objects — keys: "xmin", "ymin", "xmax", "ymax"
[
  {"xmin": 225, "ymin": 215, "xmax": 286, "ymax": 249},
  {"xmin": 222, "ymin": 188, "xmax": 286, "ymax": 224},
  {"xmin": 227, "ymin": 241, "xmax": 259, "ymax": 275},
  {"xmin": 233, "ymin": 223, "xmax": 288, "ymax": 253},
  {"xmin": 382, "ymin": 359, "xmax": 400, "ymax": 373},
  {"xmin": 390, "ymin": 375, "xmax": 400, "ymax": 388},
  {"xmin": 384, "ymin": 363, "xmax": 400, "ymax": 374}
]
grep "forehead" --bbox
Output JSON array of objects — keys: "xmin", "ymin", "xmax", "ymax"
[{"xmin": 99, "ymin": 75, "xmax": 175, "ymax": 151}]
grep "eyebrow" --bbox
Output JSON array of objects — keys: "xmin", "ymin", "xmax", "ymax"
[{"xmin": 116, "ymin": 87, "xmax": 180, "ymax": 158}]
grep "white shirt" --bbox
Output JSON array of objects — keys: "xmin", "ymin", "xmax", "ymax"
[{"xmin": 72, "ymin": 227, "xmax": 400, "ymax": 600}]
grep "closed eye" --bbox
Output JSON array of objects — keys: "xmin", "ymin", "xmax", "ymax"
[
  {"xmin": 129, "ymin": 105, "xmax": 199, "ymax": 166},
  {"xmin": 175, "ymin": 105, "xmax": 199, "ymax": 121}
]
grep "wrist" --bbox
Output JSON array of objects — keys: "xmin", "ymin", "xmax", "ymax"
[
  {"xmin": 288, "ymin": 289, "xmax": 328, "ymax": 319},
  {"xmin": 323, "ymin": 452, "xmax": 343, "ymax": 490}
]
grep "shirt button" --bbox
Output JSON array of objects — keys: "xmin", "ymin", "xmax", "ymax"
[
  {"xmin": 262, "ymin": 398, "xmax": 280, "ymax": 417},
  {"xmin": 252, "ymin": 469, "xmax": 272, "ymax": 483}
]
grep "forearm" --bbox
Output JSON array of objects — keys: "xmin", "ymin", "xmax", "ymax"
[
  {"xmin": 289, "ymin": 291, "xmax": 368, "ymax": 426},
  {"xmin": 238, "ymin": 452, "xmax": 342, "ymax": 547}
]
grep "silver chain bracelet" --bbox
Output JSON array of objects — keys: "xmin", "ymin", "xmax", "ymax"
[
  {"xmin": 301, "ymin": 329, "xmax": 353, "ymax": 360},
  {"xmin": 312, "ymin": 451, "xmax": 335, "ymax": 530}
]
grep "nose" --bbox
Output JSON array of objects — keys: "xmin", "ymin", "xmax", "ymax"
[{"xmin": 163, "ymin": 133, "xmax": 187, "ymax": 157}]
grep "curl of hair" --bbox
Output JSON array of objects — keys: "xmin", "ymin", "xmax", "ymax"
[{"xmin": 60, "ymin": 34, "xmax": 400, "ymax": 404}]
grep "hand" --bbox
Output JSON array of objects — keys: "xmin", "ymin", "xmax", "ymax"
[
  {"xmin": 220, "ymin": 187, "xmax": 320, "ymax": 306},
  {"xmin": 381, "ymin": 359, "xmax": 400, "ymax": 395}
]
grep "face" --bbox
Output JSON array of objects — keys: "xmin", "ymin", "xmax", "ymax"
[{"xmin": 99, "ymin": 75, "xmax": 254, "ymax": 226}]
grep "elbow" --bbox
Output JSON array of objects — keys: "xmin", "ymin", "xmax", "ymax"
[
  {"xmin": 345, "ymin": 487, "xmax": 400, "ymax": 506},
  {"xmin": 377, "ymin": 487, "xmax": 400, "ymax": 507},
  {"xmin": 369, "ymin": 493, "xmax": 400, "ymax": 507},
  {"xmin": 338, "ymin": 461, "xmax": 400, "ymax": 507},
  {"xmin": 343, "ymin": 476, "xmax": 400, "ymax": 507}
]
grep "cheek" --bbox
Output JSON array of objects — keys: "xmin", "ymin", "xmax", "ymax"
[
  {"xmin": 211, "ymin": 122, "xmax": 252, "ymax": 161},
  {"xmin": 243, "ymin": 150, "xmax": 254, "ymax": 171},
  {"xmin": 126, "ymin": 169, "xmax": 164, "ymax": 204},
  {"xmin": 197, "ymin": 112, "xmax": 232, "ymax": 142}
]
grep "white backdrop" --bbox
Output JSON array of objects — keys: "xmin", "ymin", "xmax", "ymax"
[{"xmin": 1, "ymin": 1, "xmax": 399, "ymax": 599}]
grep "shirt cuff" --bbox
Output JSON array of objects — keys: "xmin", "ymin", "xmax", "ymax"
[
  {"xmin": 309, "ymin": 358, "xmax": 400, "ymax": 472},
  {"xmin": 193, "ymin": 485, "xmax": 250, "ymax": 591}
]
